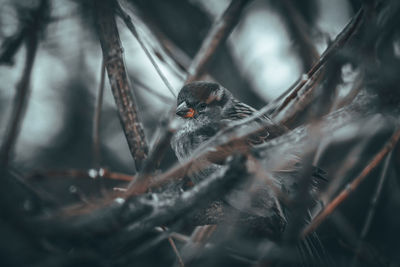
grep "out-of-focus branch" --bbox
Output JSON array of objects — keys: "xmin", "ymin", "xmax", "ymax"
[
  {"xmin": 0, "ymin": 37, "xmax": 37, "ymax": 166},
  {"xmin": 281, "ymin": 57, "xmax": 344, "ymax": 127},
  {"xmin": 0, "ymin": 0, "xmax": 50, "ymax": 166},
  {"xmin": 135, "ymin": 79, "xmax": 174, "ymax": 103},
  {"xmin": 92, "ymin": 60, "xmax": 106, "ymax": 169},
  {"xmin": 185, "ymin": 0, "xmax": 251, "ymax": 83},
  {"xmin": 94, "ymin": 0, "xmax": 148, "ymax": 170},
  {"xmin": 272, "ymin": 7, "xmax": 365, "ymax": 118},
  {"xmin": 43, "ymin": 155, "xmax": 247, "ymax": 242},
  {"xmin": 279, "ymin": 0, "xmax": 320, "ymax": 70},
  {"xmin": 126, "ymin": 118, "xmax": 176, "ymax": 193},
  {"xmin": 161, "ymin": 226, "xmax": 185, "ymax": 267},
  {"xmin": 0, "ymin": 31, "xmax": 25, "ymax": 65},
  {"xmin": 302, "ymin": 128, "xmax": 400, "ymax": 237},
  {"xmin": 351, "ymin": 152, "xmax": 392, "ymax": 267},
  {"xmin": 115, "ymin": 1, "xmax": 176, "ymax": 97},
  {"xmin": 27, "ymin": 168, "xmax": 134, "ymax": 182}
]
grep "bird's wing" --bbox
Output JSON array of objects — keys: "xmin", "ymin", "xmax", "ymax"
[{"xmin": 222, "ymin": 98, "xmax": 287, "ymax": 145}]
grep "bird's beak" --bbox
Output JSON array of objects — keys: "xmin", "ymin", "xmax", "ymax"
[{"xmin": 176, "ymin": 102, "xmax": 195, "ymax": 118}]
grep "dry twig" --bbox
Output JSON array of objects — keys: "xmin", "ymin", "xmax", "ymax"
[
  {"xmin": 27, "ymin": 168, "xmax": 134, "ymax": 182},
  {"xmin": 279, "ymin": 0, "xmax": 320, "ymax": 70},
  {"xmin": 0, "ymin": 0, "xmax": 50, "ymax": 166},
  {"xmin": 272, "ymin": 7, "xmax": 365, "ymax": 120},
  {"xmin": 116, "ymin": 1, "xmax": 176, "ymax": 97},
  {"xmin": 94, "ymin": 0, "xmax": 148, "ymax": 170},
  {"xmin": 185, "ymin": 0, "xmax": 251, "ymax": 82},
  {"xmin": 161, "ymin": 226, "xmax": 185, "ymax": 267},
  {"xmin": 92, "ymin": 59, "xmax": 106, "ymax": 169},
  {"xmin": 350, "ymin": 152, "xmax": 392, "ymax": 267},
  {"xmin": 302, "ymin": 128, "xmax": 400, "ymax": 237}
]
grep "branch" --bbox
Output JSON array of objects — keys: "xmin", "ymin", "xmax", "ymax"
[
  {"xmin": 94, "ymin": 0, "xmax": 148, "ymax": 170},
  {"xmin": 185, "ymin": 0, "xmax": 251, "ymax": 82},
  {"xmin": 272, "ymin": 7, "xmax": 365, "ymax": 118},
  {"xmin": 160, "ymin": 226, "xmax": 185, "ymax": 267},
  {"xmin": 279, "ymin": 0, "xmax": 320, "ymax": 70},
  {"xmin": 350, "ymin": 152, "xmax": 392, "ymax": 267},
  {"xmin": 126, "ymin": 118, "xmax": 176, "ymax": 192},
  {"xmin": 0, "ymin": 0, "xmax": 50, "ymax": 165},
  {"xmin": 27, "ymin": 168, "xmax": 134, "ymax": 182},
  {"xmin": 302, "ymin": 127, "xmax": 400, "ymax": 237},
  {"xmin": 115, "ymin": 1, "xmax": 176, "ymax": 97},
  {"xmin": 92, "ymin": 59, "xmax": 106, "ymax": 169},
  {"xmin": 41, "ymin": 155, "xmax": 248, "ymax": 243}
]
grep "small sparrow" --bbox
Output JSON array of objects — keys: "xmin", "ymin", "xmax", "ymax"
[
  {"xmin": 170, "ymin": 82, "xmax": 331, "ymax": 266},
  {"xmin": 170, "ymin": 81, "xmax": 287, "ymax": 183}
]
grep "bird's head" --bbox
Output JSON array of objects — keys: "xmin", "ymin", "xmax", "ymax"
[{"xmin": 175, "ymin": 81, "xmax": 230, "ymax": 122}]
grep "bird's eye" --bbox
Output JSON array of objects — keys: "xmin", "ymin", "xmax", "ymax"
[{"xmin": 198, "ymin": 103, "xmax": 207, "ymax": 110}]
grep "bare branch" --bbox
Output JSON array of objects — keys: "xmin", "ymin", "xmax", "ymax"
[
  {"xmin": 302, "ymin": 127, "xmax": 400, "ymax": 237},
  {"xmin": 185, "ymin": 0, "xmax": 251, "ymax": 83},
  {"xmin": 161, "ymin": 226, "xmax": 185, "ymax": 267},
  {"xmin": 94, "ymin": 0, "xmax": 148, "ymax": 170},
  {"xmin": 272, "ymin": 7, "xmax": 365, "ymax": 118},
  {"xmin": 92, "ymin": 59, "xmax": 106, "ymax": 169},
  {"xmin": 279, "ymin": 0, "xmax": 320, "ymax": 70},
  {"xmin": 27, "ymin": 168, "xmax": 134, "ymax": 182},
  {"xmin": 126, "ymin": 117, "xmax": 176, "ymax": 192},
  {"xmin": 115, "ymin": 1, "xmax": 176, "ymax": 97},
  {"xmin": 0, "ymin": 0, "xmax": 50, "ymax": 166},
  {"xmin": 350, "ymin": 152, "xmax": 392, "ymax": 267}
]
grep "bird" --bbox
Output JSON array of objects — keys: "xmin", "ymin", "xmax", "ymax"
[
  {"xmin": 170, "ymin": 81, "xmax": 331, "ymax": 266},
  {"xmin": 170, "ymin": 81, "xmax": 288, "ymax": 183}
]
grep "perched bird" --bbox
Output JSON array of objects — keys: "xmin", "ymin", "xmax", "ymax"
[
  {"xmin": 171, "ymin": 81, "xmax": 287, "ymax": 183},
  {"xmin": 170, "ymin": 81, "xmax": 331, "ymax": 266},
  {"xmin": 171, "ymin": 81, "xmax": 286, "ymax": 161}
]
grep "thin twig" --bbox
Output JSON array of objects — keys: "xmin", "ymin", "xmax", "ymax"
[
  {"xmin": 275, "ymin": 69, "xmax": 324, "ymax": 126},
  {"xmin": 350, "ymin": 152, "xmax": 392, "ymax": 267},
  {"xmin": 94, "ymin": 0, "xmax": 148, "ymax": 170},
  {"xmin": 280, "ymin": 0, "xmax": 320, "ymax": 70},
  {"xmin": 302, "ymin": 128, "xmax": 400, "ymax": 237},
  {"xmin": 126, "ymin": 117, "xmax": 176, "ymax": 191},
  {"xmin": 272, "ymin": 7, "xmax": 364, "ymax": 117},
  {"xmin": 185, "ymin": 0, "xmax": 251, "ymax": 83},
  {"xmin": 0, "ymin": 12, "xmax": 41, "ymax": 166},
  {"xmin": 332, "ymin": 73, "xmax": 364, "ymax": 111},
  {"xmin": 178, "ymin": 225, "xmax": 217, "ymax": 266},
  {"xmin": 154, "ymin": 227, "xmax": 191, "ymax": 243},
  {"xmin": 27, "ymin": 168, "xmax": 134, "ymax": 182},
  {"xmin": 115, "ymin": 1, "xmax": 176, "ymax": 97},
  {"xmin": 92, "ymin": 59, "xmax": 105, "ymax": 169},
  {"xmin": 161, "ymin": 226, "xmax": 185, "ymax": 267},
  {"xmin": 135, "ymin": 79, "xmax": 174, "ymax": 103}
]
